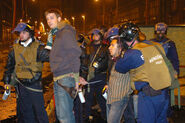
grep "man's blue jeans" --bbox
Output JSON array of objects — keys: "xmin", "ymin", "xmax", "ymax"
[
  {"xmin": 107, "ymin": 95, "xmax": 129, "ymax": 123},
  {"xmin": 54, "ymin": 76, "xmax": 75, "ymax": 123}
]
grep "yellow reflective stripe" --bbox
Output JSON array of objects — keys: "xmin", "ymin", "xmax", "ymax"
[{"xmin": 27, "ymin": 24, "xmax": 32, "ymax": 29}]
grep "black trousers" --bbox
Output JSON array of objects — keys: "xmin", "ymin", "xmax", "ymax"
[
  {"xmin": 84, "ymin": 74, "xmax": 107, "ymax": 120},
  {"xmin": 16, "ymin": 82, "xmax": 49, "ymax": 123}
]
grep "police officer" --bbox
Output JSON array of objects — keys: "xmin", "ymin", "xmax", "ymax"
[
  {"xmin": 73, "ymin": 34, "xmax": 90, "ymax": 123},
  {"xmin": 3, "ymin": 22, "xmax": 49, "ymax": 123},
  {"xmin": 83, "ymin": 29, "xmax": 109, "ymax": 122},
  {"xmin": 151, "ymin": 23, "xmax": 180, "ymax": 120},
  {"xmin": 151, "ymin": 22, "xmax": 179, "ymax": 75},
  {"xmin": 115, "ymin": 22, "xmax": 172, "ymax": 123}
]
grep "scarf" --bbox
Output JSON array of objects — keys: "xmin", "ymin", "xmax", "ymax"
[
  {"xmin": 45, "ymin": 20, "xmax": 71, "ymax": 50},
  {"xmin": 45, "ymin": 28, "xmax": 58, "ymax": 50}
]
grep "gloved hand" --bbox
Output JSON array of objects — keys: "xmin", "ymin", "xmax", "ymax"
[
  {"xmin": 77, "ymin": 34, "xmax": 85, "ymax": 43},
  {"xmin": 4, "ymin": 84, "xmax": 11, "ymax": 90}
]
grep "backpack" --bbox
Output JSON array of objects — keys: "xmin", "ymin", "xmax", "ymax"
[{"xmin": 150, "ymin": 41, "xmax": 181, "ymax": 108}]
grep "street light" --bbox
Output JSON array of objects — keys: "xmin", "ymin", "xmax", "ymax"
[
  {"xmin": 82, "ymin": 15, "xmax": 86, "ymax": 33},
  {"xmin": 116, "ymin": 0, "xmax": 118, "ymax": 20},
  {"xmin": 72, "ymin": 17, "xmax": 75, "ymax": 26},
  {"xmin": 40, "ymin": 22, "xmax": 45, "ymax": 33},
  {"xmin": 35, "ymin": 21, "xmax": 38, "ymax": 28},
  {"xmin": 94, "ymin": 0, "xmax": 119, "ymax": 25},
  {"xmin": 94, "ymin": 0, "xmax": 105, "ymax": 25}
]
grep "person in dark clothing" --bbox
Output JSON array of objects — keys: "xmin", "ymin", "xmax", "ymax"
[
  {"xmin": 151, "ymin": 22, "xmax": 180, "ymax": 120},
  {"xmin": 151, "ymin": 22, "xmax": 179, "ymax": 75},
  {"xmin": 73, "ymin": 34, "xmax": 90, "ymax": 123},
  {"xmin": 3, "ymin": 22, "xmax": 49, "ymax": 123},
  {"xmin": 83, "ymin": 28, "xmax": 109, "ymax": 122}
]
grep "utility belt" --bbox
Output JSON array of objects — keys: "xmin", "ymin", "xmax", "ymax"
[
  {"xmin": 17, "ymin": 72, "xmax": 42, "ymax": 86},
  {"xmin": 94, "ymin": 71, "xmax": 107, "ymax": 76},
  {"xmin": 15, "ymin": 77, "xmax": 43, "ymax": 93},
  {"xmin": 139, "ymin": 85, "xmax": 162, "ymax": 96},
  {"xmin": 18, "ymin": 78, "xmax": 38, "ymax": 86}
]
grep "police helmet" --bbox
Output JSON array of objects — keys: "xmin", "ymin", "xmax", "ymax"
[
  {"xmin": 119, "ymin": 22, "xmax": 139, "ymax": 42},
  {"xmin": 91, "ymin": 28, "xmax": 103, "ymax": 41},
  {"xmin": 12, "ymin": 22, "xmax": 34, "ymax": 37},
  {"xmin": 106, "ymin": 27, "xmax": 119, "ymax": 42},
  {"xmin": 154, "ymin": 22, "xmax": 167, "ymax": 34},
  {"xmin": 77, "ymin": 34, "xmax": 85, "ymax": 43}
]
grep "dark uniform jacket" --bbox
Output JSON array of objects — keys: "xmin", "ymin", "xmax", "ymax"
[
  {"xmin": 151, "ymin": 38, "xmax": 179, "ymax": 74},
  {"xmin": 80, "ymin": 42, "xmax": 109, "ymax": 81}
]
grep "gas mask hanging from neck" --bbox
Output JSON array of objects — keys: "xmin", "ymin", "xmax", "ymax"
[{"xmin": 120, "ymin": 36, "xmax": 137, "ymax": 50}]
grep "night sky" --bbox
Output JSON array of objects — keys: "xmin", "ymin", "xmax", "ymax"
[{"xmin": 15, "ymin": 0, "xmax": 115, "ymax": 32}]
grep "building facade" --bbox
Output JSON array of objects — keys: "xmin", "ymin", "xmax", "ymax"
[
  {"xmin": 0, "ymin": 0, "xmax": 13, "ymax": 41},
  {"xmin": 118, "ymin": 0, "xmax": 185, "ymax": 25}
]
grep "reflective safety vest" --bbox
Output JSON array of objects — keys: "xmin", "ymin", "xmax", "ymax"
[
  {"xmin": 14, "ymin": 41, "xmax": 43, "ymax": 79},
  {"xmin": 130, "ymin": 42, "xmax": 171, "ymax": 90}
]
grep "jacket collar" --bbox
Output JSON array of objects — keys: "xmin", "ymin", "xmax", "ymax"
[
  {"xmin": 57, "ymin": 20, "xmax": 70, "ymax": 30},
  {"xmin": 20, "ymin": 38, "xmax": 33, "ymax": 47}
]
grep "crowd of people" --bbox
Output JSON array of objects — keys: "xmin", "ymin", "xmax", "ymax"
[{"xmin": 2, "ymin": 8, "xmax": 179, "ymax": 123}]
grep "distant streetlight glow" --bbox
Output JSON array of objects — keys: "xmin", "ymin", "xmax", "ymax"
[
  {"xmin": 40, "ymin": 22, "xmax": 45, "ymax": 32},
  {"xmin": 82, "ymin": 15, "xmax": 86, "ymax": 33},
  {"xmin": 82, "ymin": 15, "xmax": 85, "ymax": 20},
  {"xmin": 72, "ymin": 17, "xmax": 75, "ymax": 26},
  {"xmin": 34, "ymin": 21, "xmax": 38, "ymax": 28},
  {"xmin": 94, "ymin": 0, "xmax": 105, "ymax": 25}
]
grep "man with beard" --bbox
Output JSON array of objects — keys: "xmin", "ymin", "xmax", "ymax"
[{"xmin": 3, "ymin": 22, "xmax": 49, "ymax": 123}]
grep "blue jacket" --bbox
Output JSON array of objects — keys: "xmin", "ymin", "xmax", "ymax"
[{"xmin": 115, "ymin": 48, "xmax": 145, "ymax": 90}]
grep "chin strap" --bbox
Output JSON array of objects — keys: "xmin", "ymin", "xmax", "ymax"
[{"xmin": 128, "ymin": 39, "xmax": 136, "ymax": 49}]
